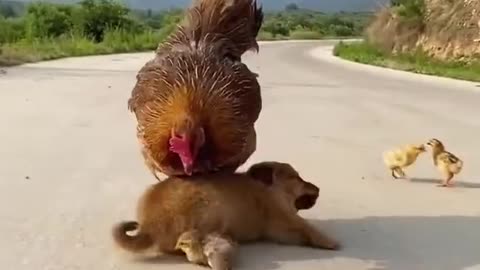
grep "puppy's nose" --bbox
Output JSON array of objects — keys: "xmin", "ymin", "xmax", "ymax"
[{"xmin": 305, "ymin": 182, "xmax": 319, "ymax": 194}]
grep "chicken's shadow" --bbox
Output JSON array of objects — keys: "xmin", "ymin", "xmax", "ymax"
[
  {"xmin": 236, "ymin": 216, "xmax": 480, "ymax": 270},
  {"xmin": 409, "ymin": 177, "xmax": 480, "ymax": 189}
]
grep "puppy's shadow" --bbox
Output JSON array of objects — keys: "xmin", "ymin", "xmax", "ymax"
[
  {"xmin": 235, "ymin": 216, "xmax": 480, "ymax": 270},
  {"xmin": 410, "ymin": 177, "xmax": 480, "ymax": 189}
]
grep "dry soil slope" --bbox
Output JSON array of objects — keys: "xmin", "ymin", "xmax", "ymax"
[{"xmin": 367, "ymin": 0, "xmax": 480, "ymax": 60}]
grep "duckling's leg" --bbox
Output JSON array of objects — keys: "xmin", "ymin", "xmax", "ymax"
[
  {"xmin": 391, "ymin": 167, "xmax": 404, "ymax": 179},
  {"xmin": 438, "ymin": 172, "xmax": 454, "ymax": 187},
  {"xmin": 391, "ymin": 169, "xmax": 399, "ymax": 179},
  {"xmin": 396, "ymin": 168, "xmax": 406, "ymax": 179}
]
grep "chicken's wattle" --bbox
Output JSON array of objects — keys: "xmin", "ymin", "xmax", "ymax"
[{"xmin": 169, "ymin": 136, "xmax": 194, "ymax": 175}]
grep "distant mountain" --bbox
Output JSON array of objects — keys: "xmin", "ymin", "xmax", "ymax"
[{"xmin": 12, "ymin": 0, "xmax": 390, "ymax": 12}]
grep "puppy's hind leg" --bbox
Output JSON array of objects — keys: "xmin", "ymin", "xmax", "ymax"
[{"xmin": 266, "ymin": 215, "xmax": 340, "ymax": 250}]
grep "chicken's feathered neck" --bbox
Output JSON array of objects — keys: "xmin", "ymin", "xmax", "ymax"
[{"xmin": 431, "ymin": 147, "xmax": 444, "ymax": 159}]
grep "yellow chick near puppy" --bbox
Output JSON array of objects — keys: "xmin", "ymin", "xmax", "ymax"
[
  {"xmin": 383, "ymin": 143, "xmax": 427, "ymax": 179},
  {"xmin": 176, "ymin": 230, "xmax": 236, "ymax": 270}
]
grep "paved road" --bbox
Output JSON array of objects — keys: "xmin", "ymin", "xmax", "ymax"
[{"xmin": 1, "ymin": 41, "xmax": 479, "ymax": 270}]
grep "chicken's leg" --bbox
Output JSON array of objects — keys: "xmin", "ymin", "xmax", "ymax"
[{"xmin": 438, "ymin": 172, "xmax": 454, "ymax": 187}]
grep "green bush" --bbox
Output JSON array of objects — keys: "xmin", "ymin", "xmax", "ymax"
[
  {"xmin": 392, "ymin": 0, "xmax": 425, "ymax": 19},
  {"xmin": 0, "ymin": 16, "xmax": 25, "ymax": 44},
  {"xmin": 79, "ymin": 0, "xmax": 141, "ymax": 42},
  {"xmin": 257, "ymin": 31, "xmax": 276, "ymax": 40},
  {"xmin": 24, "ymin": 2, "xmax": 74, "ymax": 39},
  {"xmin": 289, "ymin": 30, "xmax": 322, "ymax": 39},
  {"xmin": 328, "ymin": 24, "xmax": 354, "ymax": 36},
  {"xmin": 262, "ymin": 19, "xmax": 290, "ymax": 37},
  {"xmin": 102, "ymin": 28, "xmax": 163, "ymax": 52}
]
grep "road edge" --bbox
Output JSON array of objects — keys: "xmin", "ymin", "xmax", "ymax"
[{"xmin": 309, "ymin": 42, "xmax": 479, "ymax": 90}]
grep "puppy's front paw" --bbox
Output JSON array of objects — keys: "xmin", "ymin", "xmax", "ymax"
[
  {"xmin": 322, "ymin": 238, "xmax": 341, "ymax": 250},
  {"xmin": 312, "ymin": 233, "xmax": 342, "ymax": 250}
]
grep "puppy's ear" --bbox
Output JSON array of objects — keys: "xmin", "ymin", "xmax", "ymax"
[{"xmin": 247, "ymin": 163, "xmax": 275, "ymax": 186}]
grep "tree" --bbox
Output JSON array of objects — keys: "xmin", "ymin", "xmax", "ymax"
[
  {"xmin": 391, "ymin": 0, "xmax": 402, "ymax": 6},
  {"xmin": 262, "ymin": 19, "xmax": 289, "ymax": 37},
  {"xmin": 25, "ymin": 2, "xmax": 74, "ymax": 39},
  {"xmin": 79, "ymin": 0, "xmax": 136, "ymax": 42},
  {"xmin": 285, "ymin": 3, "xmax": 299, "ymax": 11},
  {"xmin": 0, "ymin": 1, "xmax": 16, "ymax": 18}
]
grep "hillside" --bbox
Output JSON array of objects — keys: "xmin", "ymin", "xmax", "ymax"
[
  {"xmin": 11, "ymin": 0, "xmax": 390, "ymax": 11},
  {"xmin": 366, "ymin": 0, "xmax": 480, "ymax": 60}
]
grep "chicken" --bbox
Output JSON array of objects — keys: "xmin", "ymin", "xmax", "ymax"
[
  {"xmin": 128, "ymin": 0, "xmax": 264, "ymax": 179},
  {"xmin": 383, "ymin": 143, "xmax": 426, "ymax": 179},
  {"xmin": 426, "ymin": 138, "xmax": 464, "ymax": 187},
  {"xmin": 175, "ymin": 230, "xmax": 236, "ymax": 270},
  {"xmin": 175, "ymin": 230, "xmax": 207, "ymax": 266}
]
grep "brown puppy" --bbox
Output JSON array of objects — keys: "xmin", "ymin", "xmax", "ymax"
[{"xmin": 112, "ymin": 161, "xmax": 340, "ymax": 257}]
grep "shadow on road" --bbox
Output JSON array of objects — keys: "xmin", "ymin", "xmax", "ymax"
[
  {"xmin": 238, "ymin": 216, "xmax": 480, "ymax": 270},
  {"xmin": 127, "ymin": 216, "xmax": 480, "ymax": 270},
  {"xmin": 410, "ymin": 177, "xmax": 480, "ymax": 189},
  {"xmin": 136, "ymin": 255, "xmax": 186, "ymax": 265}
]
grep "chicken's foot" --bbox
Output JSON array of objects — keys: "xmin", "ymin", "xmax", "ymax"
[{"xmin": 438, "ymin": 173, "xmax": 454, "ymax": 188}]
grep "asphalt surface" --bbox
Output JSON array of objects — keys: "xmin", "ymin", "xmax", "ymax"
[{"xmin": 0, "ymin": 41, "xmax": 479, "ymax": 270}]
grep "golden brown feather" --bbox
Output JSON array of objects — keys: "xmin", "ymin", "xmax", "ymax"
[
  {"xmin": 203, "ymin": 232, "xmax": 236, "ymax": 270},
  {"xmin": 426, "ymin": 138, "xmax": 464, "ymax": 187},
  {"xmin": 383, "ymin": 143, "xmax": 426, "ymax": 179},
  {"xmin": 176, "ymin": 230, "xmax": 236, "ymax": 270},
  {"xmin": 128, "ymin": 0, "xmax": 263, "ymax": 177},
  {"xmin": 176, "ymin": 230, "xmax": 209, "ymax": 266}
]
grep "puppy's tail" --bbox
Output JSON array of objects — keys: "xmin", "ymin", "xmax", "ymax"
[{"xmin": 112, "ymin": 221, "xmax": 154, "ymax": 252}]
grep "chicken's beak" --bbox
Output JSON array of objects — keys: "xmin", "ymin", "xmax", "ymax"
[
  {"xmin": 178, "ymin": 154, "xmax": 194, "ymax": 176},
  {"xmin": 184, "ymin": 164, "xmax": 193, "ymax": 176}
]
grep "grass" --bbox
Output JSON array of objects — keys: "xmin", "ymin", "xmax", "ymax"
[
  {"xmin": 334, "ymin": 41, "xmax": 480, "ymax": 82},
  {"xmin": 0, "ymin": 32, "xmax": 361, "ymax": 66},
  {"xmin": 0, "ymin": 29, "xmax": 168, "ymax": 66}
]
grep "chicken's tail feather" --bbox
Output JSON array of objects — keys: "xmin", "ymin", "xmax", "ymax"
[
  {"xmin": 451, "ymin": 159, "xmax": 463, "ymax": 174},
  {"xmin": 162, "ymin": 0, "xmax": 263, "ymax": 60}
]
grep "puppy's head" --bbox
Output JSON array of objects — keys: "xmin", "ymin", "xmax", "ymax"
[{"xmin": 246, "ymin": 161, "xmax": 320, "ymax": 210}]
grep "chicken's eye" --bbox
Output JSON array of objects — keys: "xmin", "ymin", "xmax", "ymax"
[{"xmin": 173, "ymin": 133, "xmax": 186, "ymax": 140}]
